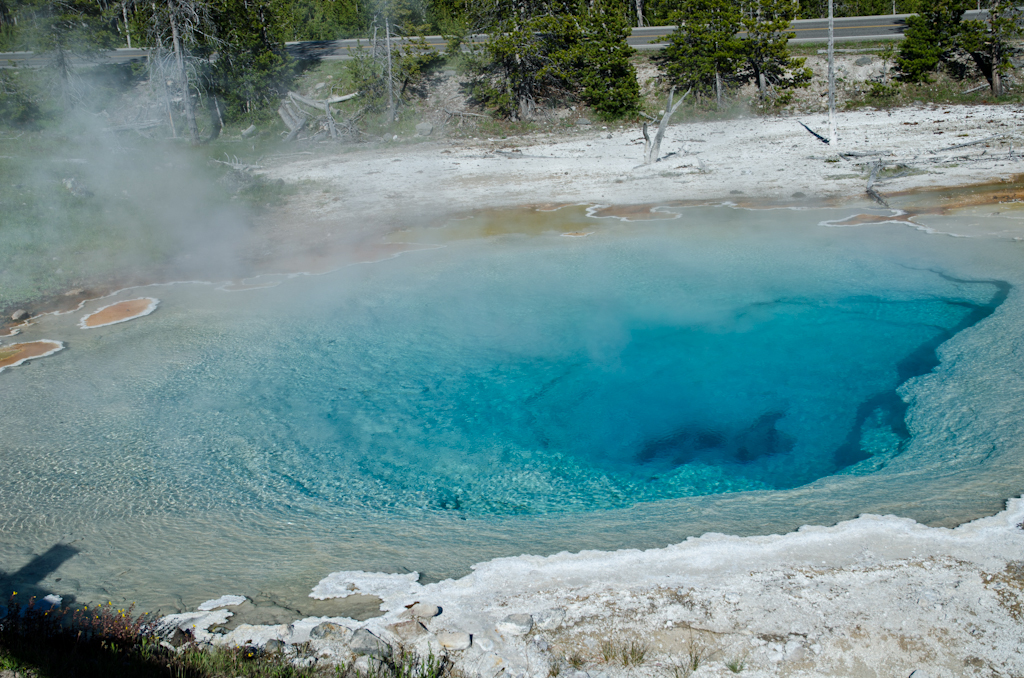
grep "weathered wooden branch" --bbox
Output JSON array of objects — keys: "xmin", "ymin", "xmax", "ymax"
[
  {"xmin": 288, "ymin": 90, "xmax": 359, "ymax": 108},
  {"xmin": 103, "ymin": 120, "xmax": 163, "ymax": 133},
  {"xmin": 278, "ymin": 101, "xmax": 305, "ymax": 131},
  {"xmin": 281, "ymin": 91, "xmax": 359, "ymax": 141},
  {"xmin": 444, "ymin": 108, "xmax": 487, "ymax": 118},
  {"xmin": 839, "ymin": 150, "xmax": 892, "ymax": 158},
  {"xmin": 865, "ymin": 161, "xmax": 889, "ymax": 208},
  {"xmin": 327, "ymin": 92, "xmax": 360, "ymax": 104},
  {"xmin": 935, "ymin": 135, "xmax": 1004, "ymax": 153},
  {"xmin": 212, "ymin": 153, "xmax": 262, "ymax": 171},
  {"xmin": 798, "ymin": 120, "xmax": 830, "ymax": 145},
  {"xmin": 961, "ymin": 83, "xmax": 989, "ymax": 95},
  {"xmin": 644, "ymin": 87, "xmax": 690, "ymax": 164},
  {"xmin": 278, "ymin": 100, "xmax": 308, "ymax": 141}
]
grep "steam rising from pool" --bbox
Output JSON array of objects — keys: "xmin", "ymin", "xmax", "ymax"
[{"xmin": 2, "ymin": 203, "xmax": 1024, "ymax": 611}]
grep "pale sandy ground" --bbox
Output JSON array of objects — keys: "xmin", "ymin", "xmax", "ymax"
[
  {"xmin": 161, "ymin": 104, "xmax": 1024, "ymax": 678},
  {"xmin": 257, "ymin": 103, "xmax": 1024, "ymax": 240}
]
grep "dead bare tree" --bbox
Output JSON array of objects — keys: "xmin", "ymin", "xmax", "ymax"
[
  {"xmin": 278, "ymin": 91, "xmax": 360, "ymax": 141},
  {"xmin": 165, "ymin": 0, "xmax": 203, "ymax": 144},
  {"xmin": 642, "ymin": 87, "xmax": 691, "ymax": 164}
]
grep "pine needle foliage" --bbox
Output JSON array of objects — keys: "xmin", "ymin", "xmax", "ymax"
[
  {"xmin": 207, "ymin": 0, "xmax": 293, "ymax": 120},
  {"xmin": 739, "ymin": 0, "xmax": 812, "ymax": 98},
  {"xmin": 896, "ymin": 0, "xmax": 968, "ymax": 82},
  {"xmin": 660, "ymin": 0, "xmax": 742, "ymax": 98},
  {"xmin": 957, "ymin": 1, "xmax": 1022, "ymax": 96},
  {"xmin": 471, "ymin": 0, "xmax": 639, "ymax": 121}
]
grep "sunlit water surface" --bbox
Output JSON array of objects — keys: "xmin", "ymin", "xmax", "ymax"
[{"xmin": 3, "ymin": 203, "xmax": 1024, "ymax": 611}]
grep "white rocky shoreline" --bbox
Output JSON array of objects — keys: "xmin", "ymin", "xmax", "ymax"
[{"xmin": 158, "ymin": 497, "xmax": 1024, "ymax": 678}]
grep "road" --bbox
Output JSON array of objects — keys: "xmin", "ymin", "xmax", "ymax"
[{"xmin": 0, "ymin": 11, "xmax": 988, "ymax": 68}]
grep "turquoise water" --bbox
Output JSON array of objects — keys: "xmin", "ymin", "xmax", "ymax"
[{"xmin": 2, "ymin": 204, "xmax": 1024, "ymax": 610}]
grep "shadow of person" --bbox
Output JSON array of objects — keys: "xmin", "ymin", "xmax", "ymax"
[{"xmin": 0, "ymin": 543, "xmax": 80, "ymax": 609}]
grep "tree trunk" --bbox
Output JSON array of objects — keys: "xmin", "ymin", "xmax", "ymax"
[
  {"xmin": 208, "ymin": 96, "xmax": 223, "ymax": 141},
  {"xmin": 169, "ymin": 0, "xmax": 200, "ymax": 145},
  {"xmin": 122, "ymin": 2, "xmax": 131, "ymax": 48},
  {"xmin": 715, "ymin": 70, "xmax": 722, "ymax": 108},
  {"xmin": 758, "ymin": 71, "xmax": 767, "ymax": 96},
  {"xmin": 644, "ymin": 87, "xmax": 690, "ymax": 164},
  {"xmin": 385, "ymin": 16, "xmax": 395, "ymax": 124},
  {"xmin": 155, "ymin": 45, "xmax": 177, "ymax": 137},
  {"xmin": 991, "ymin": 42, "xmax": 1002, "ymax": 96},
  {"xmin": 635, "ymin": 0, "xmax": 644, "ymax": 27}
]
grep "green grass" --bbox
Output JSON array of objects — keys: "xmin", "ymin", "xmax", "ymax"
[
  {"xmin": 843, "ymin": 67, "xmax": 1022, "ymax": 110},
  {"xmin": 724, "ymin": 657, "xmax": 746, "ymax": 673},
  {"xmin": 0, "ymin": 594, "xmax": 454, "ymax": 678}
]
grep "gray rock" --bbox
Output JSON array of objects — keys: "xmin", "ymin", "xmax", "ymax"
[
  {"xmin": 534, "ymin": 608, "xmax": 565, "ymax": 630},
  {"xmin": 1, "ymin": 670, "xmax": 22, "ymax": 678},
  {"xmin": 855, "ymin": 56, "xmax": 873, "ymax": 66},
  {"xmin": 10, "ymin": 309, "xmax": 29, "ymax": 322},
  {"xmin": 309, "ymin": 621, "xmax": 353, "ymax": 642},
  {"xmin": 576, "ymin": 118, "xmax": 592, "ymax": 126},
  {"xmin": 532, "ymin": 636, "xmax": 549, "ymax": 651},
  {"xmin": 496, "ymin": 613, "xmax": 533, "ymax": 636},
  {"xmin": 410, "ymin": 602, "xmax": 440, "ymax": 618},
  {"xmin": 265, "ymin": 638, "xmax": 285, "ymax": 653},
  {"xmin": 167, "ymin": 627, "xmax": 191, "ymax": 647},
  {"xmin": 351, "ymin": 628, "xmax": 391, "ymax": 657},
  {"xmin": 436, "ymin": 630, "xmax": 472, "ymax": 650},
  {"xmin": 388, "ymin": 619, "xmax": 428, "ymax": 641},
  {"xmin": 416, "ymin": 122, "xmax": 434, "ymax": 136},
  {"xmin": 241, "ymin": 125, "xmax": 258, "ymax": 138},
  {"xmin": 784, "ymin": 640, "xmax": 805, "ymax": 662}
]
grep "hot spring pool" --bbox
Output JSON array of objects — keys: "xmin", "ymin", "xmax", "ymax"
[{"xmin": 3, "ymin": 202, "xmax": 1024, "ymax": 611}]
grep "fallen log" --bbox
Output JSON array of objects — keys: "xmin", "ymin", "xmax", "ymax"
[
  {"xmin": 865, "ymin": 161, "xmax": 890, "ymax": 208},
  {"xmin": 444, "ymin": 108, "xmax": 487, "ymax": 118},
  {"xmin": 278, "ymin": 101, "xmax": 305, "ymax": 131},
  {"xmin": 935, "ymin": 135, "xmax": 1003, "ymax": 153},
  {"xmin": 103, "ymin": 120, "xmax": 162, "ymax": 133},
  {"xmin": 288, "ymin": 91, "xmax": 359, "ymax": 108},
  {"xmin": 327, "ymin": 92, "xmax": 359, "ymax": 104},
  {"xmin": 839, "ymin": 150, "xmax": 892, "ymax": 158}
]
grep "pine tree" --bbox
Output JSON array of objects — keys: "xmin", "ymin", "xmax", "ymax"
[
  {"xmin": 895, "ymin": 0, "xmax": 967, "ymax": 82},
  {"xmin": 208, "ymin": 0, "xmax": 292, "ymax": 121},
  {"xmin": 958, "ymin": 0, "xmax": 1021, "ymax": 96},
  {"xmin": 739, "ymin": 0, "xmax": 811, "ymax": 99},
  {"xmin": 660, "ymin": 0, "xmax": 742, "ymax": 102},
  {"xmin": 473, "ymin": 12, "xmax": 580, "ymax": 120},
  {"xmin": 574, "ymin": 0, "xmax": 640, "ymax": 119},
  {"xmin": 471, "ymin": 0, "xmax": 639, "ymax": 121}
]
